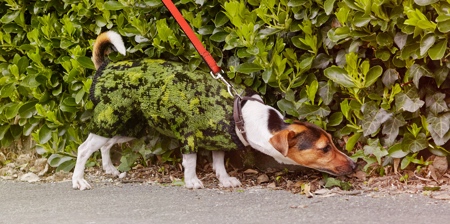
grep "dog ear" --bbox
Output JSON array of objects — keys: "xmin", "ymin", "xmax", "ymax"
[{"xmin": 269, "ymin": 130, "xmax": 296, "ymax": 157}]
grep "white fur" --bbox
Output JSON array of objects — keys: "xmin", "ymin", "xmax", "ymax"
[
  {"xmin": 182, "ymin": 153, "xmax": 204, "ymax": 189},
  {"xmin": 106, "ymin": 31, "xmax": 126, "ymax": 56},
  {"xmin": 241, "ymin": 97, "xmax": 298, "ymax": 165},
  {"xmin": 72, "ymin": 134, "xmax": 134, "ymax": 190},
  {"xmin": 212, "ymin": 151, "xmax": 241, "ymax": 187}
]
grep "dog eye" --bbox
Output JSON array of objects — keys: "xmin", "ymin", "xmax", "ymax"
[{"xmin": 321, "ymin": 145, "xmax": 331, "ymax": 153}]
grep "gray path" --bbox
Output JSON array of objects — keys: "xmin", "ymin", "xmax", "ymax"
[{"xmin": 1, "ymin": 179, "xmax": 450, "ymax": 224}]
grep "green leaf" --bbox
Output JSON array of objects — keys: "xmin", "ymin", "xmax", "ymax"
[
  {"xmin": 56, "ymin": 159, "xmax": 76, "ymax": 172},
  {"xmin": 395, "ymin": 92, "xmax": 424, "ymax": 112},
  {"xmin": 382, "ymin": 114, "xmax": 406, "ymax": 147},
  {"xmin": 394, "ymin": 32, "xmax": 408, "ymax": 50},
  {"xmin": 318, "ymin": 81, "xmax": 337, "ymax": 105},
  {"xmin": 435, "ymin": 67, "xmax": 449, "ymax": 87},
  {"xmin": 38, "ymin": 124, "xmax": 53, "ymax": 144},
  {"xmin": 0, "ymin": 125, "xmax": 10, "ymax": 139},
  {"xmin": 306, "ymin": 80, "xmax": 318, "ymax": 103},
  {"xmin": 346, "ymin": 132, "xmax": 362, "ymax": 153},
  {"xmin": 48, "ymin": 154, "xmax": 73, "ymax": 168},
  {"xmin": 5, "ymin": 102, "xmax": 22, "ymax": 120},
  {"xmin": 323, "ymin": 0, "xmax": 336, "ymax": 15},
  {"xmin": 363, "ymin": 139, "xmax": 387, "ymax": 164},
  {"xmin": 0, "ymin": 11, "xmax": 19, "ymax": 24},
  {"xmin": 429, "ymin": 147, "xmax": 449, "ymax": 157},
  {"xmin": 414, "ymin": 0, "xmax": 438, "ymax": 6},
  {"xmin": 236, "ymin": 62, "xmax": 263, "ymax": 74},
  {"xmin": 364, "ymin": 65, "xmax": 382, "ymax": 88},
  {"xmin": 408, "ymin": 64, "xmax": 432, "ymax": 88},
  {"xmin": 323, "ymin": 67, "xmax": 356, "ymax": 88},
  {"xmin": 375, "ymin": 49, "xmax": 390, "ymax": 61},
  {"xmin": 18, "ymin": 101, "xmax": 37, "ymax": 119},
  {"xmin": 77, "ymin": 56, "xmax": 95, "ymax": 70},
  {"xmin": 362, "ymin": 102, "xmax": 391, "ymax": 137},
  {"xmin": 382, "ymin": 68, "xmax": 398, "ymax": 88},
  {"xmin": 312, "ymin": 53, "xmax": 332, "ymax": 69},
  {"xmin": 328, "ymin": 112, "xmax": 343, "ymax": 126},
  {"xmin": 437, "ymin": 20, "xmax": 450, "ymax": 33},
  {"xmin": 427, "ymin": 113, "xmax": 450, "ymax": 139},
  {"xmin": 214, "ymin": 12, "xmax": 229, "ymax": 27},
  {"xmin": 104, "ymin": 1, "xmax": 125, "ymax": 10},
  {"xmin": 353, "ymin": 12, "xmax": 371, "ymax": 27},
  {"xmin": 420, "ymin": 34, "xmax": 436, "ymax": 56},
  {"xmin": 402, "ymin": 133, "xmax": 428, "ymax": 153},
  {"xmin": 428, "ymin": 39, "xmax": 447, "ymax": 60},
  {"xmin": 210, "ymin": 31, "xmax": 228, "ymax": 42},
  {"xmin": 277, "ymin": 99, "xmax": 299, "ymax": 117},
  {"xmin": 388, "ymin": 143, "xmax": 409, "ymax": 158},
  {"xmin": 297, "ymin": 104, "xmax": 331, "ymax": 119},
  {"xmin": 376, "ymin": 33, "xmax": 393, "ymax": 47},
  {"xmin": 1, "ymin": 83, "xmax": 15, "ymax": 99},
  {"xmin": 425, "ymin": 93, "xmax": 448, "ymax": 114}
]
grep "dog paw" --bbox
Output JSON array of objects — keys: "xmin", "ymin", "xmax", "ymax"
[
  {"xmin": 219, "ymin": 176, "xmax": 241, "ymax": 188},
  {"xmin": 184, "ymin": 177, "xmax": 204, "ymax": 189},
  {"xmin": 72, "ymin": 178, "xmax": 92, "ymax": 191},
  {"xmin": 103, "ymin": 164, "xmax": 120, "ymax": 176}
]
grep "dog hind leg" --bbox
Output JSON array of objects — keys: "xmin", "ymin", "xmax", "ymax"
[
  {"xmin": 72, "ymin": 133, "xmax": 110, "ymax": 190},
  {"xmin": 212, "ymin": 151, "xmax": 241, "ymax": 187},
  {"xmin": 100, "ymin": 136, "xmax": 134, "ymax": 176},
  {"xmin": 182, "ymin": 153, "xmax": 204, "ymax": 189}
]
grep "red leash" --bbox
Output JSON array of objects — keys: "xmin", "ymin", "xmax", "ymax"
[
  {"xmin": 161, "ymin": 0, "xmax": 221, "ymax": 75},
  {"xmin": 162, "ymin": 0, "xmax": 238, "ymax": 97}
]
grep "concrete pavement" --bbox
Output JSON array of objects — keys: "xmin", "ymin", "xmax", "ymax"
[{"xmin": 1, "ymin": 179, "xmax": 450, "ymax": 224}]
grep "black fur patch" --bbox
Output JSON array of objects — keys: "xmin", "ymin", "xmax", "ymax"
[
  {"xmin": 295, "ymin": 128, "xmax": 322, "ymax": 150},
  {"xmin": 267, "ymin": 109, "xmax": 286, "ymax": 132}
]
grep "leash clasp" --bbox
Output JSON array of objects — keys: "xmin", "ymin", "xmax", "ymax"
[{"xmin": 210, "ymin": 70, "xmax": 239, "ymax": 97}]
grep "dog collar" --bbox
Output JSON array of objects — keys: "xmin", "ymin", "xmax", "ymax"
[{"xmin": 233, "ymin": 96, "xmax": 264, "ymax": 145}]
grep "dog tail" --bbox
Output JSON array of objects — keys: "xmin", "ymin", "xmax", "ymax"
[{"xmin": 92, "ymin": 31, "xmax": 126, "ymax": 70}]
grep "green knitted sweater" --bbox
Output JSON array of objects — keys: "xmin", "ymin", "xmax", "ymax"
[{"xmin": 89, "ymin": 59, "xmax": 245, "ymax": 153}]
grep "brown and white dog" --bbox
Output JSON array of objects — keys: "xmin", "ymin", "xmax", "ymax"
[{"xmin": 72, "ymin": 31, "xmax": 355, "ymax": 190}]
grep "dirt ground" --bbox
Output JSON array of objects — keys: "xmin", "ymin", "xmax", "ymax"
[{"xmin": 1, "ymin": 149, "xmax": 450, "ymax": 200}]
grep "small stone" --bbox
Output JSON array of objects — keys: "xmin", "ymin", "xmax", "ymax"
[
  {"xmin": 243, "ymin": 169, "xmax": 258, "ymax": 174},
  {"xmin": 119, "ymin": 172, "xmax": 127, "ymax": 179},
  {"xmin": 433, "ymin": 156, "xmax": 448, "ymax": 175},
  {"xmin": 0, "ymin": 166, "xmax": 16, "ymax": 177},
  {"xmin": 0, "ymin": 152, "xmax": 6, "ymax": 163},
  {"xmin": 290, "ymin": 205, "xmax": 308, "ymax": 209},
  {"xmin": 19, "ymin": 172, "xmax": 40, "ymax": 183},
  {"xmin": 256, "ymin": 174, "xmax": 269, "ymax": 184},
  {"xmin": 314, "ymin": 188, "xmax": 331, "ymax": 195},
  {"xmin": 432, "ymin": 193, "xmax": 450, "ymax": 200},
  {"xmin": 267, "ymin": 182, "xmax": 276, "ymax": 189},
  {"xmin": 16, "ymin": 154, "xmax": 33, "ymax": 166},
  {"xmin": 30, "ymin": 158, "xmax": 48, "ymax": 176}
]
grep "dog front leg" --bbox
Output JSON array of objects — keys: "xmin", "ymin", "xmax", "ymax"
[
  {"xmin": 212, "ymin": 151, "xmax": 241, "ymax": 188},
  {"xmin": 72, "ymin": 133, "xmax": 109, "ymax": 190},
  {"xmin": 182, "ymin": 153, "xmax": 204, "ymax": 189}
]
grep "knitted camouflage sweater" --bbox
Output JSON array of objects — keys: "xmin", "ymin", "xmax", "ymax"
[{"xmin": 89, "ymin": 59, "xmax": 245, "ymax": 153}]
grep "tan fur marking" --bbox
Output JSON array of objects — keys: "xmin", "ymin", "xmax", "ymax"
[{"xmin": 92, "ymin": 32, "xmax": 111, "ymax": 70}]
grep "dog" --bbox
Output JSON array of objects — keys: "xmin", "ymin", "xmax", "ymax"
[{"xmin": 72, "ymin": 31, "xmax": 356, "ymax": 190}]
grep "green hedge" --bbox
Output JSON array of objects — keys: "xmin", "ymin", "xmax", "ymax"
[{"xmin": 1, "ymin": 0, "xmax": 450, "ymax": 173}]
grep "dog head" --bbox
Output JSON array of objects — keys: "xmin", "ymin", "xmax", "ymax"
[{"xmin": 269, "ymin": 121, "xmax": 355, "ymax": 176}]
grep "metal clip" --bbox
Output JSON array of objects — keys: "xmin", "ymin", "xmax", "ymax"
[{"xmin": 210, "ymin": 70, "xmax": 239, "ymax": 97}]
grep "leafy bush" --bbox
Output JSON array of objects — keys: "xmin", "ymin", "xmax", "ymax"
[{"xmin": 1, "ymin": 0, "xmax": 450, "ymax": 174}]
